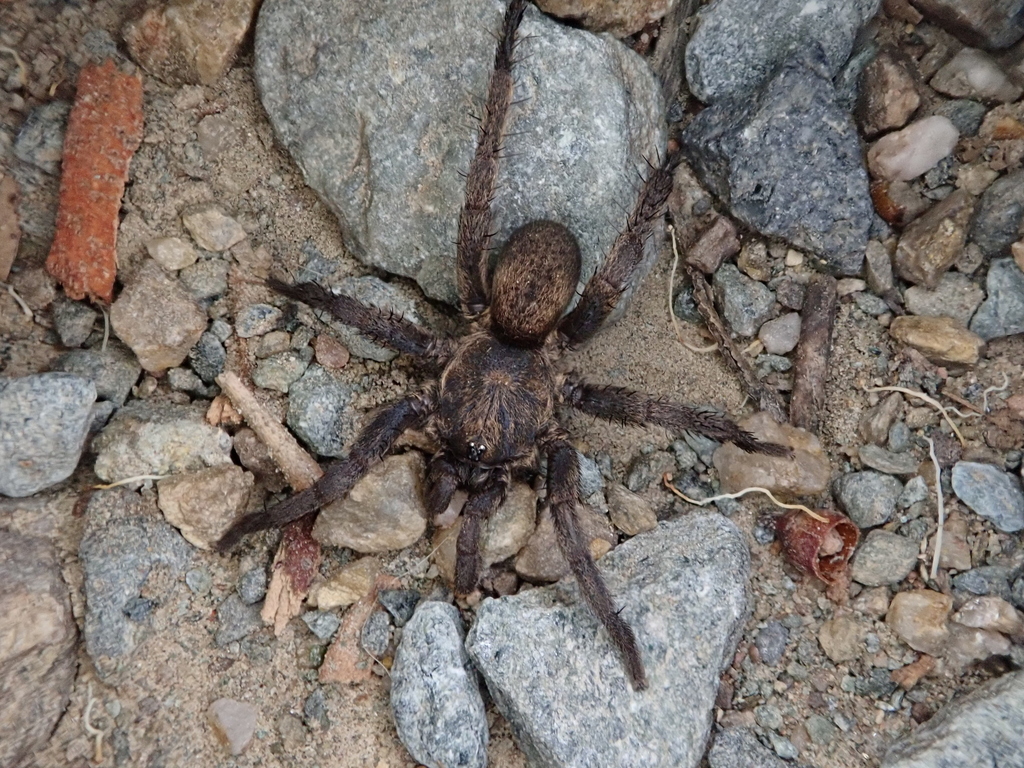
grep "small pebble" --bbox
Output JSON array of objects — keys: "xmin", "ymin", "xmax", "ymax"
[
  {"xmin": 361, "ymin": 610, "xmax": 392, "ymax": 657},
  {"xmin": 236, "ymin": 304, "xmax": 282, "ymax": 338},
  {"xmin": 208, "ymin": 698, "xmax": 258, "ymax": 756},
  {"xmin": 712, "ymin": 264, "xmax": 775, "ymax": 338},
  {"xmin": 952, "ymin": 566, "xmax": 1013, "ymax": 602},
  {"xmin": 886, "ymin": 590, "xmax": 952, "ymax": 655},
  {"xmin": 252, "ymin": 349, "xmax": 313, "ymax": 393},
  {"xmin": 757, "ymin": 313, "xmax": 801, "ymax": 355},
  {"xmin": 146, "ymin": 236, "xmax": 198, "ymax": 271},
  {"xmin": 851, "ymin": 530, "xmax": 919, "ymax": 586},
  {"xmin": 379, "ymin": 590, "xmax": 421, "ymax": 627},
  {"xmin": 52, "ymin": 296, "xmax": 99, "ymax": 347},
  {"xmin": 185, "ymin": 567, "xmax": 212, "ymax": 595},
  {"xmin": 867, "ymin": 116, "xmax": 959, "ymax": 181},
  {"xmin": 302, "ymin": 611, "xmax": 342, "ymax": 642},
  {"xmin": 952, "ymin": 461, "xmax": 1024, "ymax": 532},
  {"xmin": 835, "ymin": 471, "xmax": 903, "ymax": 527},
  {"xmin": 859, "ymin": 444, "xmax": 920, "ymax": 475},
  {"xmin": 182, "ymin": 203, "xmax": 246, "ymax": 252},
  {"xmin": 931, "ymin": 48, "xmax": 1023, "ymax": 104},
  {"xmin": 215, "ymin": 594, "xmax": 263, "ymax": 646},
  {"xmin": 755, "ymin": 620, "xmax": 789, "ymax": 666},
  {"xmin": 237, "ymin": 567, "xmax": 268, "ymax": 605},
  {"xmin": 818, "ymin": 617, "xmax": 866, "ymax": 663}
]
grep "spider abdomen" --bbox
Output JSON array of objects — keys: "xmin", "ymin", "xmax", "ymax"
[{"xmin": 437, "ymin": 333, "xmax": 554, "ymax": 466}]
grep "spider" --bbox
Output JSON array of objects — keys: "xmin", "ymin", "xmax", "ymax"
[{"xmin": 218, "ymin": 0, "xmax": 787, "ymax": 690}]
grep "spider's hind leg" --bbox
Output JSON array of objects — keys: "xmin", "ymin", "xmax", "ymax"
[{"xmin": 456, "ymin": 0, "xmax": 529, "ymax": 318}]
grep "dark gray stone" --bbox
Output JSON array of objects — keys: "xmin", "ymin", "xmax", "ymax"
[
  {"xmin": 79, "ymin": 491, "xmax": 191, "ymax": 668},
  {"xmin": 908, "ymin": 0, "xmax": 1024, "ymax": 50},
  {"xmin": 0, "ymin": 373, "xmax": 96, "ymax": 497},
  {"xmin": 51, "ymin": 342, "xmax": 141, "ymax": 406},
  {"xmin": 850, "ymin": 530, "xmax": 919, "ymax": 586},
  {"xmin": 286, "ymin": 365, "xmax": 357, "ymax": 457},
  {"xmin": 952, "ymin": 461, "xmax": 1024, "ymax": 532},
  {"xmin": 189, "ymin": 331, "xmax": 226, "ymax": 383},
  {"xmin": 302, "ymin": 611, "xmax": 341, "ymax": 642},
  {"xmin": 215, "ymin": 594, "xmax": 263, "ymax": 646},
  {"xmin": 361, "ymin": 610, "xmax": 392, "ymax": 658},
  {"xmin": 755, "ymin": 620, "xmax": 789, "ymax": 666},
  {"xmin": 392, "ymin": 602, "xmax": 487, "ymax": 768},
  {"xmin": 712, "ymin": 264, "xmax": 775, "ymax": 337},
  {"xmin": 970, "ymin": 259, "xmax": 1024, "ymax": 341},
  {"xmin": 953, "ymin": 566, "xmax": 1013, "ymax": 602},
  {"xmin": 835, "ymin": 471, "xmax": 904, "ymax": 528},
  {"xmin": 859, "ymin": 445, "xmax": 920, "ymax": 476},
  {"xmin": 178, "ymin": 257, "xmax": 229, "ymax": 301},
  {"xmin": 255, "ymin": 0, "xmax": 664, "ymax": 306},
  {"xmin": 237, "ymin": 567, "xmax": 268, "ymax": 605},
  {"xmin": 379, "ymin": 589, "xmax": 421, "ymax": 627},
  {"xmin": 13, "ymin": 100, "xmax": 70, "ymax": 175},
  {"xmin": 252, "ymin": 348, "xmax": 312, "ymax": 393},
  {"xmin": 303, "ymin": 687, "xmax": 329, "ymax": 730},
  {"xmin": 881, "ymin": 670, "xmax": 1024, "ymax": 768},
  {"xmin": 235, "ymin": 303, "xmax": 281, "ymax": 338},
  {"xmin": 932, "ymin": 100, "xmax": 987, "ymax": 137},
  {"xmin": 970, "ymin": 170, "xmax": 1024, "ymax": 259},
  {"xmin": 685, "ymin": 0, "xmax": 880, "ymax": 103},
  {"xmin": 466, "ymin": 514, "xmax": 750, "ymax": 768},
  {"xmin": 681, "ymin": 56, "xmax": 872, "ymax": 275},
  {"xmin": 52, "ymin": 296, "xmax": 99, "ymax": 347},
  {"xmin": 708, "ymin": 728, "xmax": 788, "ymax": 768}
]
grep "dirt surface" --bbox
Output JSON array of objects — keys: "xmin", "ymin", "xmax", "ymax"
[{"xmin": 3, "ymin": 2, "xmax": 1023, "ymax": 768}]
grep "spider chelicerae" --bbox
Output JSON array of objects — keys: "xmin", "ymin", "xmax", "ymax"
[{"xmin": 218, "ymin": 0, "xmax": 787, "ymax": 690}]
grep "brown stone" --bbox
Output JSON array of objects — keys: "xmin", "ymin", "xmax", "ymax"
[
  {"xmin": 859, "ymin": 392, "xmax": 903, "ymax": 446},
  {"xmin": 123, "ymin": 0, "xmax": 260, "ymax": 86},
  {"xmin": 857, "ymin": 47, "xmax": 921, "ymax": 138},
  {"xmin": 514, "ymin": 506, "xmax": 616, "ymax": 583},
  {"xmin": 533, "ymin": 0, "xmax": 671, "ymax": 37},
  {"xmin": 894, "ymin": 188, "xmax": 976, "ymax": 287},
  {"xmin": 886, "ymin": 589, "xmax": 952, "ymax": 656},
  {"xmin": 157, "ymin": 465, "xmax": 255, "ymax": 549},
  {"xmin": 686, "ymin": 216, "xmax": 740, "ymax": 274},
  {"xmin": 909, "ymin": 0, "xmax": 1024, "ymax": 50},
  {"xmin": 889, "ymin": 315, "xmax": 985, "ymax": 366}
]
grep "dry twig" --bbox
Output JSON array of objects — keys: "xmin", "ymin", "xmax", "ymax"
[{"xmin": 790, "ymin": 273, "xmax": 837, "ymax": 433}]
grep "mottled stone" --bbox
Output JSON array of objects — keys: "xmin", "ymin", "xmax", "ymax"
[
  {"xmin": 969, "ymin": 169, "xmax": 1024, "ymax": 259},
  {"xmin": 931, "ymin": 48, "xmax": 1023, "ymax": 103},
  {"xmin": 835, "ymin": 471, "xmax": 903, "ymax": 527},
  {"xmin": 971, "ymin": 259, "xmax": 1024, "ymax": 340},
  {"xmin": 886, "ymin": 589, "xmax": 952, "ymax": 656},
  {"xmin": 157, "ymin": 465, "xmax": 255, "ymax": 549},
  {"xmin": 894, "ymin": 189, "xmax": 976, "ymax": 287},
  {"xmin": 904, "ymin": 272, "xmax": 985, "ymax": 327},
  {"xmin": 146, "ymin": 236, "xmax": 197, "ymax": 270},
  {"xmin": 857, "ymin": 47, "xmax": 921, "ymax": 137},
  {"xmin": 851, "ymin": 530, "xmax": 920, "ymax": 587},
  {"xmin": 51, "ymin": 341, "xmax": 141, "ymax": 406},
  {"xmin": 607, "ymin": 483, "xmax": 658, "ymax": 536},
  {"xmin": 952, "ymin": 461, "xmax": 1024, "ymax": 532},
  {"xmin": 310, "ymin": 556, "xmax": 381, "ymax": 610},
  {"xmin": 868, "ymin": 116, "xmax": 959, "ymax": 182},
  {"xmin": 819, "ymin": 617, "xmax": 867, "ymax": 662}
]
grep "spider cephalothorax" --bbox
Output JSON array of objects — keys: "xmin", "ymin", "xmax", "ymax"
[{"xmin": 218, "ymin": 0, "xmax": 787, "ymax": 690}]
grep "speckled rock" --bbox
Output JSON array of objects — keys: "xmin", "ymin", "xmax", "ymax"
[
  {"xmin": 607, "ymin": 483, "xmax": 658, "ymax": 536},
  {"xmin": 857, "ymin": 47, "xmax": 921, "ymax": 137},
  {"xmin": 468, "ymin": 515, "xmax": 750, "ymax": 768},
  {"xmin": 952, "ymin": 461, "xmax": 1024, "ymax": 532},
  {"xmin": 51, "ymin": 341, "xmax": 142, "ymax": 406},
  {"xmin": 867, "ymin": 116, "xmax": 959, "ymax": 182},
  {"xmin": 0, "ymin": 373, "xmax": 96, "ymax": 497},
  {"xmin": 312, "ymin": 452, "xmax": 427, "ymax": 552},
  {"xmin": 904, "ymin": 272, "xmax": 985, "ymax": 327},
  {"xmin": 681, "ymin": 56, "xmax": 871, "ymax": 275},
  {"xmin": 181, "ymin": 202, "xmax": 246, "ymax": 251},
  {"xmin": 891, "ymin": 314, "xmax": 985, "ymax": 366},
  {"xmin": 146, "ymin": 236, "xmax": 198, "ymax": 271},
  {"xmin": 834, "ymin": 471, "xmax": 903, "ymax": 528},
  {"xmin": 109, "ymin": 260, "xmax": 207, "ymax": 372},
  {"xmin": 52, "ymin": 295, "xmax": 99, "ymax": 347},
  {"xmin": 931, "ymin": 48, "xmax": 1023, "ymax": 103},
  {"xmin": 392, "ymin": 602, "xmax": 487, "ymax": 768},
  {"xmin": 256, "ymin": 0, "xmax": 664, "ymax": 306},
  {"xmin": 886, "ymin": 589, "xmax": 952, "ymax": 656},
  {"xmin": 818, "ymin": 616, "xmax": 866, "ymax": 662},
  {"xmin": 92, "ymin": 400, "xmax": 233, "ymax": 483},
  {"xmin": 851, "ymin": 530, "xmax": 919, "ymax": 586},
  {"xmin": 712, "ymin": 264, "xmax": 775, "ymax": 337},
  {"xmin": 286, "ymin": 365, "xmax": 357, "ymax": 457},
  {"xmin": 970, "ymin": 258, "xmax": 1024, "ymax": 340},
  {"xmin": 969, "ymin": 169, "xmax": 1024, "ymax": 259},
  {"xmin": 881, "ymin": 670, "xmax": 1024, "ymax": 768},
  {"xmin": 709, "ymin": 728, "xmax": 788, "ymax": 768},
  {"xmin": 685, "ymin": 0, "xmax": 880, "ymax": 103},
  {"xmin": 0, "ymin": 532, "xmax": 78, "ymax": 768},
  {"xmin": 208, "ymin": 698, "xmax": 259, "ymax": 756}
]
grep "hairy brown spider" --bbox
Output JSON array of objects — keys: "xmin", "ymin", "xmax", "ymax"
[{"xmin": 218, "ymin": 0, "xmax": 787, "ymax": 690}]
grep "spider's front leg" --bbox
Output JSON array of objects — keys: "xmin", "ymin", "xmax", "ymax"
[
  {"xmin": 216, "ymin": 393, "xmax": 434, "ymax": 551},
  {"xmin": 456, "ymin": 0, "xmax": 528, "ymax": 317},
  {"xmin": 562, "ymin": 378, "xmax": 791, "ymax": 457},
  {"xmin": 545, "ymin": 435, "xmax": 647, "ymax": 690}
]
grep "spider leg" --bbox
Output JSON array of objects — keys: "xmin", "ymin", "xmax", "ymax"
[
  {"xmin": 545, "ymin": 436, "xmax": 647, "ymax": 690},
  {"xmin": 454, "ymin": 476, "xmax": 508, "ymax": 595},
  {"xmin": 557, "ymin": 158, "xmax": 674, "ymax": 346},
  {"xmin": 456, "ymin": 0, "xmax": 528, "ymax": 318},
  {"xmin": 562, "ymin": 378, "xmax": 791, "ymax": 457},
  {"xmin": 216, "ymin": 393, "xmax": 434, "ymax": 551},
  {"xmin": 268, "ymin": 278, "xmax": 453, "ymax": 363},
  {"xmin": 425, "ymin": 453, "xmax": 464, "ymax": 519}
]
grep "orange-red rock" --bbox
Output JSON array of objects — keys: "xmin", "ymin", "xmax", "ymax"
[{"xmin": 45, "ymin": 61, "xmax": 143, "ymax": 304}]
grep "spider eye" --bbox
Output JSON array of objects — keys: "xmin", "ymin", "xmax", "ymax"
[{"xmin": 467, "ymin": 441, "xmax": 487, "ymax": 462}]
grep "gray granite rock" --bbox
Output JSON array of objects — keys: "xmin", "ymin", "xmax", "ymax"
[
  {"xmin": 851, "ymin": 530, "xmax": 919, "ymax": 586},
  {"xmin": 79, "ymin": 491, "xmax": 192, "ymax": 671},
  {"xmin": 952, "ymin": 461, "xmax": 1024, "ymax": 532},
  {"xmin": 904, "ymin": 272, "xmax": 984, "ymax": 327},
  {"xmin": 932, "ymin": 99, "xmax": 987, "ymax": 137},
  {"xmin": 237, "ymin": 567, "xmax": 268, "ymax": 605},
  {"xmin": 52, "ymin": 295, "xmax": 99, "ymax": 347},
  {"xmin": 361, "ymin": 610, "xmax": 392, "ymax": 657},
  {"xmin": 0, "ymin": 373, "xmax": 96, "ymax": 497},
  {"xmin": 379, "ymin": 589, "xmax": 421, "ymax": 627},
  {"xmin": 392, "ymin": 602, "xmax": 487, "ymax": 768},
  {"xmin": 712, "ymin": 264, "xmax": 775, "ymax": 337},
  {"xmin": 953, "ymin": 566, "xmax": 1013, "ymax": 602},
  {"xmin": 685, "ymin": 0, "xmax": 880, "ymax": 103},
  {"xmin": 286, "ymin": 365, "xmax": 358, "ymax": 457},
  {"xmin": 92, "ymin": 401, "xmax": 233, "ymax": 483},
  {"xmin": 970, "ymin": 259, "xmax": 1024, "ymax": 341},
  {"xmin": 215, "ymin": 594, "xmax": 263, "ymax": 646},
  {"xmin": 970, "ymin": 169, "xmax": 1024, "ymax": 259},
  {"xmin": 13, "ymin": 100, "xmax": 69, "ymax": 175},
  {"xmin": 881, "ymin": 670, "xmax": 1024, "ymax": 768},
  {"xmin": 51, "ymin": 341, "xmax": 141, "ymax": 406},
  {"xmin": 466, "ymin": 514, "xmax": 750, "ymax": 768},
  {"xmin": 755, "ymin": 620, "xmax": 789, "ymax": 667},
  {"xmin": 255, "ymin": 0, "xmax": 664, "ymax": 306},
  {"xmin": 189, "ymin": 331, "xmax": 227, "ymax": 383},
  {"xmin": 709, "ymin": 728, "xmax": 788, "ymax": 768},
  {"xmin": 0, "ymin": 531, "xmax": 78, "ymax": 768},
  {"xmin": 834, "ymin": 471, "xmax": 903, "ymax": 528},
  {"xmin": 681, "ymin": 55, "xmax": 871, "ymax": 275}
]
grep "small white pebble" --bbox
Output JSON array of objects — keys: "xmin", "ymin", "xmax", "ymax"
[
  {"xmin": 208, "ymin": 698, "xmax": 258, "ymax": 756},
  {"xmin": 867, "ymin": 116, "xmax": 959, "ymax": 181},
  {"xmin": 784, "ymin": 249, "xmax": 804, "ymax": 267}
]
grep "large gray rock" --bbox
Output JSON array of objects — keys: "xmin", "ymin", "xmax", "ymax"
[
  {"xmin": 881, "ymin": 670, "xmax": 1024, "ymax": 767},
  {"xmin": 685, "ymin": 0, "xmax": 880, "ymax": 103},
  {"xmin": 680, "ymin": 56, "xmax": 872, "ymax": 275},
  {"xmin": 466, "ymin": 514, "xmax": 750, "ymax": 768},
  {"xmin": 970, "ymin": 259, "xmax": 1024, "ymax": 341},
  {"xmin": 0, "ymin": 373, "xmax": 96, "ymax": 497},
  {"xmin": 392, "ymin": 602, "xmax": 487, "ymax": 768},
  {"xmin": 79, "ymin": 490, "xmax": 192, "ymax": 675},
  {"xmin": 708, "ymin": 728, "xmax": 789, "ymax": 768},
  {"xmin": 255, "ymin": 0, "xmax": 665, "ymax": 305},
  {"xmin": 0, "ymin": 531, "xmax": 78, "ymax": 768},
  {"xmin": 952, "ymin": 461, "xmax": 1024, "ymax": 533}
]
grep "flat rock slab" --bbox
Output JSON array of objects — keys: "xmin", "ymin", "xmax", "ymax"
[
  {"xmin": 255, "ymin": 0, "xmax": 664, "ymax": 305},
  {"xmin": 466, "ymin": 514, "xmax": 750, "ymax": 768},
  {"xmin": 882, "ymin": 669, "xmax": 1024, "ymax": 767},
  {"xmin": 681, "ymin": 55, "xmax": 871, "ymax": 276}
]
